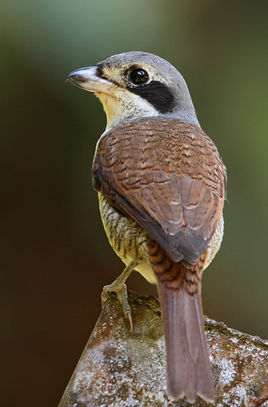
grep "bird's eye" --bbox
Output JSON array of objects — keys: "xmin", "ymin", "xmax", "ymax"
[{"xmin": 129, "ymin": 68, "xmax": 149, "ymax": 85}]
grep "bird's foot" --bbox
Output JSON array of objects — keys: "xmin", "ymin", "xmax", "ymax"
[
  {"xmin": 101, "ymin": 260, "xmax": 138, "ymax": 331},
  {"xmin": 101, "ymin": 282, "xmax": 133, "ymax": 331}
]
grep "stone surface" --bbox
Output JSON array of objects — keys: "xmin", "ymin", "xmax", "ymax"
[{"xmin": 58, "ymin": 291, "xmax": 268, "ymax": 407}]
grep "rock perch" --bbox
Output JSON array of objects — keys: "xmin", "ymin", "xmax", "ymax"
[{"xmin": 59, "ymin": 291, "xmax": 268, "ymax": 407}]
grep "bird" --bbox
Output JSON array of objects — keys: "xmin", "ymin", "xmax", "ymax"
[{"xmin": 67, "ymin": 51, "xmax": 226, "ymax": 403}]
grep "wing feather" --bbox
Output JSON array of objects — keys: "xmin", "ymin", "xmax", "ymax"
[{"xmin": 92, "ymin": 117, "xmax": 226, "ymax": 264}]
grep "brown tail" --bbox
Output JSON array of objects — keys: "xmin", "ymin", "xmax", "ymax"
[{"xmin": 148, "ymin": 242, "xmax": 214, "ymax": 403}]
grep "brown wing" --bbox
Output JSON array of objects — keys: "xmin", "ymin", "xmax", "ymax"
[{"xmin": 92, "ymin": 117, "xmax": 226, "ymax": 264}]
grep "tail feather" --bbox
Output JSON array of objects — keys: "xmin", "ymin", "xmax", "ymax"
[
  {"xmin": 148, "ymin": 241, "xmax": 214, "ymax": 403},
  {"xmin": 158, "ymin": 281, "xmax": 214, "ymax": 403}
]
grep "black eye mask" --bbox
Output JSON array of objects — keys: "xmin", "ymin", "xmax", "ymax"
[{"xmin": 127, "ymin": 80, "xmax": 176, "ymax": 114}]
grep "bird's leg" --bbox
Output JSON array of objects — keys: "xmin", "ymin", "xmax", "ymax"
[{"xmin": 101, "ymin": 260, "xmax": 138, "ymax": 331}]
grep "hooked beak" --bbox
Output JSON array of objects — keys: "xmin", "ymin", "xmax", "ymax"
[{"xmin": 66, "ymin": 66, "xmax": 115, "ymax": 94}]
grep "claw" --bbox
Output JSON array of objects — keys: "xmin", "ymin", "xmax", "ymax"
[
  {"xmin": 101, "ymin": 283, "xmax": 133, "ymax": 330},
  {"xmin": 117, "ymin": 284, "xmax": 133, "ymax": 331},
  {"xmin": 126, "ymin": 310, "xmax": 133, "ymax": 332},
  {"xmin": 100, "ymin": 260, "xmax": 138, "ymax": 331},
  {"xmin": 101, "ymin": 285, "xmax": 110, "ymax": 308}
]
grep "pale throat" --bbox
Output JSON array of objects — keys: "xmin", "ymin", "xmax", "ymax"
[{"xmin": 95, "ymin": 91, "xmax": 158, "ymax": 131}]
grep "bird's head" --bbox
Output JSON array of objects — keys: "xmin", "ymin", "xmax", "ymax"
[{"xmin": 67, "ymin": 51, "xmax": 199, "ymax": 130}]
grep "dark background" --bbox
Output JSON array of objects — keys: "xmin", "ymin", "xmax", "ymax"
[{"xmin": 1, "ymin": 1, "xmax": 267, "ymax": 406}]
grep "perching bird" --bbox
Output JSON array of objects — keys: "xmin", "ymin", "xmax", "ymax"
[{"xmin": 67, "ymin": 51, "xmax": 226, "ymax": 403}]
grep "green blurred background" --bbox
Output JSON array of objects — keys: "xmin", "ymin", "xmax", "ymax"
[{"xmin": 1, "ymin": 0, "xmax": 267, "ymax": 406}]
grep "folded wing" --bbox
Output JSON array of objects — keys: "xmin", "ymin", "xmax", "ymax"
[{"xmin": 92, "ymin": 117, "xmax": 226, "ymax": 264}]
